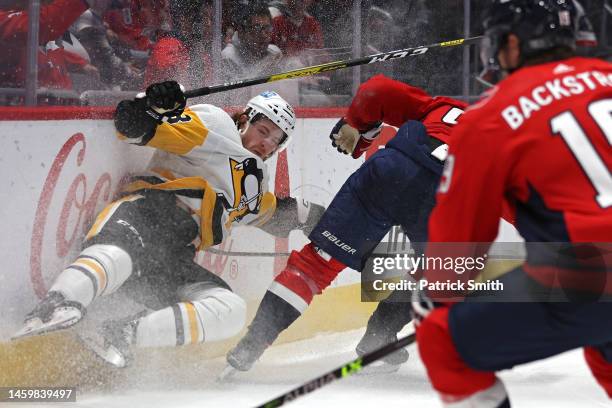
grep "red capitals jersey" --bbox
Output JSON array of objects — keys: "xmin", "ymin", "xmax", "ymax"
[
  {"xmin": 345, "ymin": 75, "xmax": 467, "ymax": 145},
  {"xmin": 0, "ymin": 0, "xmax": 88, "ymax": 89},
  {"xmin": 103, "ymin": 0, "xmax": 167, "ymax": 51},
  {"xmin": 144, "ymin": 36, "xmax": 190, "ymax": 85},
  {"xmin": 144, "ymin": 35, "xmax": 212, "ymax": 87},
  {"xmin": 271, "ymin": 14, "xmax": 324, "ymax": 57},
  {"xmin": 428, "ymin": 57, "xmax": 612, "ymax": 292}
]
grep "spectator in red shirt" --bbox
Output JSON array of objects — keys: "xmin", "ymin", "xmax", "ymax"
[
  {"xmin": 269, "ymin": 0, "xmax": 331, "ymax": 96},
  {"xmin": 271, "ymin": 0, "xmax": 324, "ymax": 57},
  {"xmin": 103, "ymin": 0, "xmax": 170, "ymax": 52},
  {"xmin": 0, "ymin": 0, "xmax": 90, "ymax": 95},
  {"xmin": 144, "ymin": 0, "xmax": 212, "ymax": 88}
]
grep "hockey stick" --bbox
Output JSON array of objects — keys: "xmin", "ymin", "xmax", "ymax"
[
  {"xmin": 184, "ymin": 36, "xmax": 483, "ymax": 99},
  {"xmin": 253, "ymin": 333, "xmax": 416, "ymax": 408},
  {"xmin": 204, "ymin": 247, "xmax": 414, "ymax": 258}
]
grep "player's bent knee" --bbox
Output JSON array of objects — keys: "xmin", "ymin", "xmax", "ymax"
[
  {"xmin": 186, "ymin": 285, "xmax": 247, "ymax": 342},
  {"xmin": 80, "ymin": 244, "xmax": 133, "ymax": 295}
]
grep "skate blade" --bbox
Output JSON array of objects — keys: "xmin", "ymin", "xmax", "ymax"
[
  {"xmin": 78, "ymin": 334, "xmax": 128, "ymax": 368},
  {"xmin": 11, "ymin": 309, "xmax": 81, "ymax": 341},
  {"xmin": 216, "ymin": 365, "xmax": 239, "ymax": 382}
]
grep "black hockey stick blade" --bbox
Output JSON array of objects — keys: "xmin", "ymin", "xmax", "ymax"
[
  {"xmin": 184, "ymin": 36, "xmax": 483, "ymax": 99},
  {"xmin": 254, "ymin": 333, "xmax": 416, "ymax": 408}
]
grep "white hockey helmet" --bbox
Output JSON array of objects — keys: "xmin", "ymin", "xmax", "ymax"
[{"xmin": 246, "ymin": 91, "xmax": 296, "ymax": 151}]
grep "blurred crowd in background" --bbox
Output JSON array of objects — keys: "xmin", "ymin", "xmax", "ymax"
[{"xmin": 0, "ymin": 0, "xmax": 610, "ymax": 106}]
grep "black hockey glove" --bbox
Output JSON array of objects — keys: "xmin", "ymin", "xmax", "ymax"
[
  {"xmin": 114, "ymin": 97, "xmax": 158, "ymax": 141},
  {"xmin": 114, "ymin": 81, "xmax": 186, "ymax": 141},
  {"xmin": 144, "ymin": 80, "xmax": 186, "ymax": 121}
]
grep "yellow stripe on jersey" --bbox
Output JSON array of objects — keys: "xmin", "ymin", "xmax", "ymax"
[
  {"xmin": 145, "ymin": 109, "xmax": 208, "ymax": 155},
  {"xmin": 124, "ymin": 176, "xmax": 209, "ymax": 194},
  {"xmin": 184, "ymin": 302, "xmax": 199, "ymax": 344},
  {"xmin": 200, "ymin": 180, "xmax": 220, "ymax": 249},
  {"xmin": 252, "ymin": 192, "xmax": 277, "ymax": 227},
  {"xmin": 85, "ymin": 194, "xmax": 144, "ymax": 240},
  {"xmin": 123, "ymin": 176, "xmax": 222, "ymax": 250}
]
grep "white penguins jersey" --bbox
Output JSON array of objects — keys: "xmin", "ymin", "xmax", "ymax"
[{"xmin": 116, "ymin": 103, "xmax": 276, "ymax": 249}]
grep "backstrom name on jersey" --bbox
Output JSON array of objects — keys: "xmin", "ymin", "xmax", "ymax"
[{"xmin": 502, "ymin": 70, "xmax": 612, "ymax": 130}]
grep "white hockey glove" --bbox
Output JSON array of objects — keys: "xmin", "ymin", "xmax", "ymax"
[{"xmin": 329, "ymin": 118, "xmax": 383, "ymax": 159}]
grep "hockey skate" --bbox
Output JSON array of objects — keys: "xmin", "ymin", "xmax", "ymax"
[
  {"xmin": 12, "ymin": 291, "xmax": 85, "ymax": 340},
  {"xmin": 79, "ymin": 313, "xmax": 142, "ymax": 369},
  {"xmin": 220, "ymin": 333, "xmax": 270, "ymax": 381},
  {"xmin": 355, "ymin": 327, "xmax": 409, "ymax": 374}
]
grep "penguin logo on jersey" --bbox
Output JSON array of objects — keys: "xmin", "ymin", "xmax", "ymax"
[{"xmin": 224, "ymin": 158, "xmax": 264, "ymax": 223}]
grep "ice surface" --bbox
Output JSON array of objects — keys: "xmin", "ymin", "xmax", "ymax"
[{"xmin": 12, "ymin": 327, "xmax": 610, "ymax": 408}]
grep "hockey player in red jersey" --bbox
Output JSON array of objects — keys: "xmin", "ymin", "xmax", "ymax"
[
  {"xmin": 414, "ymin": 1, "xmax": 612, "ymax": 407},
  {"xmin": 224, "ymin": 73, "xmax": 467, "ymax": 373}
]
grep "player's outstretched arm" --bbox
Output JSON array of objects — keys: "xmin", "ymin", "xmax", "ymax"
[
  {"xmin": 347, "ymin": 75, "xmax": 436, "ymax": 131},
  {"xmin": 114, "ymin": 81, "xmax": 187, "ymax": 144},
  {"xmin": 331, "ymin": 75, "xmax": 464, "ymax": 159}
]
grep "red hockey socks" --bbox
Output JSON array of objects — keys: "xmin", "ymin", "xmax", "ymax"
[
  {"xmin": 271, "ymin": 243, "xmax": 346, "ymax": 309},
  {"xmin": 417, "ymin": 307, "xmax": 510, "ymax": 407},
  {"xmin": 227, "ymin": 244, "xmax": 346, "ymax": 370}
]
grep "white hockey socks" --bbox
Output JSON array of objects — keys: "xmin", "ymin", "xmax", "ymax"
[
  {"xmin": 135, "ymin": 287, "xmax": 246, "ymax": 348},
  {"xmin": 49, "ymin": 244, "xmax": 133, "ymax": 307}
]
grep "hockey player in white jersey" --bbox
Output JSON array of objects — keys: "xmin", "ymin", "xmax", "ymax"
[{"xmin": 13, "ymin": 81, "xmax": 323, "ymax": 367}]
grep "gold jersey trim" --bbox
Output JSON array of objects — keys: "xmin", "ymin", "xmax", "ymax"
[
  {"xmin": 117, "ymin": 108, "xmax": 209, "ymax": 155},
  {"xmin": 123, "ymin": 176, "xmax": 222, "ymax": 250}
]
